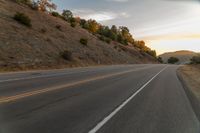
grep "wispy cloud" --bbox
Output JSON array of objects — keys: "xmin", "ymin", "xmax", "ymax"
[
  {"xmin": 105, "ymin": 0, "xmax": 129, "ymax": 2},
  {"xmin": 72, "ymin": 9, "xmax": 130, "ymax": 22},
  {"xmin": 54, "ymin": 0, "xmax": 200, "ymax": 54},
  {"xmin": 164, "ymin": 0, "xmax": 199, "ymax": 1},
  {"xmin": 140, "ymin": 34, "xmax": 200, "ymax": 41}
]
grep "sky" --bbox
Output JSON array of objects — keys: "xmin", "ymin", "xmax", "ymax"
[{"xmin": 53, "ymin": 0, "xmax": 200, "ymax": 55}]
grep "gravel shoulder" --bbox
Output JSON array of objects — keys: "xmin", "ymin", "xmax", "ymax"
[{"xmin": 177, "ymin": 65, "xmax": 200, "ymax": 121}]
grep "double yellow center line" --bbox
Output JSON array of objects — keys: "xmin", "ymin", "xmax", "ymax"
[{"xmin": 0, "ymin": 67, "xmax": 151, "ymax": 104}]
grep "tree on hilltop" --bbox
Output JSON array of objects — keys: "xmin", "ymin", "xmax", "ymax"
[
  {"xmin": 168, "ymin": 57, "xmax": 179, "ymax": 64},
  {"xmin": 37, "ymin": 0, "xmax": 57, "ymax": 11}
]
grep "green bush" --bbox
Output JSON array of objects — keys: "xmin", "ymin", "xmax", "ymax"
[
  {"xmin": 51, "ymin": 12, "xmax": 60, "ymax": 17},
  {"xmin": 114, "ymin": 45, "xmax": 118, "ymax": 49},
  {"xmin": 70, "ymin": 22, "xmax": 76, "ymax": 28},
  {"xmin": 60, "ymin": 50, "xmax": 72, "ymax": 61},
  {"xmin": 191, "ymin": 55, "xmax": 200, "ymax": 64},
  {"xmin": 16, "ymin": 0, "xmax": 32, "ymax": 5},
  {"xmin": 157, "ymin": 57, "xmax": 163, "ymax": 63},
  {"xmin": 80, "ymin": 38, "xmax": 88, "ymax": 46},
  {"xmin": 55, "ymin": 25, "xmax": 62, "ymax": 31},
  {"xmin": 105, "ymin": 38, "xmax": 111, "ymax": 44},
  {"xmin": 146, "ymin": 50, "xmax": 157, "ymax": 58},
  {"xmin": 13, "ymin": 12, "xmax": 31, "ymax": 27},
  {"xmin": 62, "ymin": 10, "xmax": 73, "ymax": 21},
  {"xmin": 98, "ymin": 36, "xmax": 111, "ymax": 44},
  {"xmin": 99, "ymin": 36, "xmax": 105, "ymax": 41},
  {"xmin": 168, "ymin": 57, "xmax": 179, "ymax": 64},
  {"xmin": 40, "ymin": 28, "xmax": 47, "ymax": 33}
]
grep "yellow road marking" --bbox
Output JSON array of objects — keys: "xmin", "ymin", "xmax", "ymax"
[{"xmin": 0, "ymin": 67, "xmax": 151, "ymax": 104}]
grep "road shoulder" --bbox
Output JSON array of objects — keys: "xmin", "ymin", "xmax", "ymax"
[{"xmin": 177, "ymin": 65, "xmax": 200, "ymax": 122}]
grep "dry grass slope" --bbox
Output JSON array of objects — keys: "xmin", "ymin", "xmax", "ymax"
[
  {"xmin": 178, "ymin": 65, "xmax": 200, "ymax": 100},
  {"xmin": 178, "ymin": 65, "xmax": 200, "ymax": 121},
  {"xmin": 160, "ymin": 50, "xmax": 197, "ymax": 64},
  {"xmin": 0, "ymin": 0, "xmax": 157, "ymax": 71}
]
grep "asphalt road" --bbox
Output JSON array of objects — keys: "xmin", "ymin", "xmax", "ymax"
[{"xmin": 0, "ymin": 64, "xmax": 199, "ymax": 133}]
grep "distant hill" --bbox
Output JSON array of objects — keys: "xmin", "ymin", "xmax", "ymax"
[
  {"xmin": 159, "ymin": 50, "xmax": 198, "ymax": 64},
  {"xmin": 0, "ymin": 0, "xmax": 157, "ymax": 71}
]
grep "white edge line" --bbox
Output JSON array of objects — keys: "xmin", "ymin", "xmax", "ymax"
[{"xmin": 88, "ymin": 66, "xmax": 168, "ymax": 133}]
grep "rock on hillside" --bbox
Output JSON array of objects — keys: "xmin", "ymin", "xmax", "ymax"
[{"xmin": 0, "ymin": 0, "xmax": 157, "ymax": 71}]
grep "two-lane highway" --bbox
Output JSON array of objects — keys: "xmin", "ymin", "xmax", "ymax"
[{"xmin": 0, "ymin": 64, "xmax": 199, "ymax": 133}]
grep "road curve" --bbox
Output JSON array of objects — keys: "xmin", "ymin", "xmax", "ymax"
[{"xmin": 0, "ymin": 64, "xmax": 199, "ymax": 133}]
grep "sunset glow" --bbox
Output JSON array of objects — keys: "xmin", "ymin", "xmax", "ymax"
[{"xmin": 54, "ymin": 0, "xmax": 200, "ymax": 54}]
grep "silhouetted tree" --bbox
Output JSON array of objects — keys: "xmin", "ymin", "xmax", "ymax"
[
  {"xmin": 147, "ymin": 50, "xmax": 157, "ymax": 58},
  {"xmin": 157, "ymin": 57, "xmax": 163, "ymax": 63},
  {"xmin": 111, "ymin": 25, "xmax": 118, "ymax": 34},
  {"xmin": 37, "ymin": 0, "xmax": 57, "ymax": 11},
  {"xmin": 168, "ymin": 57, "xmax": 179, "ymax": 64},
  {"xmin": 190, "ymin": 55, "xmax": 200, "ymax": 64},
  {"xmin": 62, "ymin": 10, "xmax": 73, "ymax": 21},
  {"xmin": 87, "ymin": 19, "xmax": 99, "ymax": 33}
]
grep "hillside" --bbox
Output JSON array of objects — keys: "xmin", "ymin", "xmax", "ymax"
[
  {"xmin": 0, "ymin": 0, "xmax": 157, "ymax": 71},
  {"xmin": 159, "ymin": 50, "xmax": 198, "ymax": 64}
]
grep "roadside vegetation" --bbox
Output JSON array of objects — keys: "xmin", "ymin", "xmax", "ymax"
[
  {"xmin": 168, "ymin": 57, "xmax": 179, "ymax": 64},
  {"xmin": 60, "ymin": 50, "xmax": 73, "ymax": 61},
  {"xmin": 13, "ymin": 12, "xmax": 32, "ymax": 27},
  {"xmin": 190, "ymin": 55, "xmax": 200, "ymax": 64},
  {"xmin": 13, "ymin": 0, "xmax": 157, "ymax": 59},
  {"xmin": 178, "ymin": 63, "xmax": 200, "ymax": 122},
  {"xmin": 157, "ymin": 57, "xmax": 163, "ymax": 63},
  {"xmin": 80, "ymin": 38, "xmax": 88, "ymax": 46}
]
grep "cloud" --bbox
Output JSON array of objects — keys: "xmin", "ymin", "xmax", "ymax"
[
  {"xmin": 139, "ymin": 34, "xmax": 200, "ymax": 41},
  {"xmin": 72, "ymin": 9, "xmax": 117, "ymax": 21},
  {"xmin": 72, "ymin": 9, "xmax": 130, "ymax": 22},
  {"xmin": 105, "ymin": 0, "xmax": 129, "ymax": 2},
  {"xmin": 134, "ymin": 15, "xmax": 200, "ymax": 40},
  {"xmin": 85, "ymin": 13, "xmax": 117, "ymax": 22},
  {"xmin": 120, "ymin": 12, "xmax": 130, "ymax": 18},
  {"xmin": 163, "ymin": 0, "xmax": 200, "ymax": 3}
]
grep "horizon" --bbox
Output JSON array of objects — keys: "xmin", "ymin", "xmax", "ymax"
[
  {"xmin": 53, "ymin": 0, "xmax": 200, "ymax": 55},
  {"xmin": 1, "ymin": 1, "xmax": 200, "ymax": 132}
]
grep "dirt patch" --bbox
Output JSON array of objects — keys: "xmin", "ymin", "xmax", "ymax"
[
  {"xmin": 178, "ymin": 65, "xmax": 200, "ymax": 100},
  {"xmin": 177, "ymin": 65, "xmax": 200, "ymax": 121}
]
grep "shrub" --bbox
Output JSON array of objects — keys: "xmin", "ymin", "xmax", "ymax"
[
  {"xmin": 80, "ymin": 38, "xmax": 88, "ymax": 46},
  {"xmin": 99, "ymin": 36, "xmax": 105, "ymax": 41},
  {"xmin": 146, "ymin": 50, "xmax": 157, "ymax": 58},
  {"xmin": 191, "ymin": 55, "xmax": 200, "ymax": 64},
  {"xmin": 15, "ymin": 0, "xmax": 32, "ymax": 5},
  {"xmin": 62, "ymin": 10, "xmax": 73, "ymax": 21},
  {"xmin": 36, "ymin": 0, "xmax": 57, "ymax": 12},
  {"xmin": 157, "ymin": 57, "xmax": 163, "ymax": 63},
  {"xmin": 168, "ymin": 57, "xmax": 179, "ymax": 64},
  {"xmin": 13, "ymin": 12, "xmax": 32, "ymax": 27},
  {"xmin": 70, "ymin": 22, "xmax": 76, "ymax": 28},
  {"xmin": 51, "ymin": 12, "xmax": 60, "ymax": 17},
  {"xmin": 40, "ymin": 28, "xmax": 47, "ymax": 33},
  {"xmin": 55, "ymin": 25, "xmax": 62, "ymax": 31},
  {"xmin": 60, "ymin": 50, "xmax": 72, "ymax": 60},
  {"xmin": 105, "ymin": 38, "xmax": 111, "ymax": 44},
  {"xmin": 114, "ymin": 45, "xmax": 118, "ymax": 49},
  {"xmin": 98, "ymin": 36, "xmax": 111, "ymax": 44}
]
